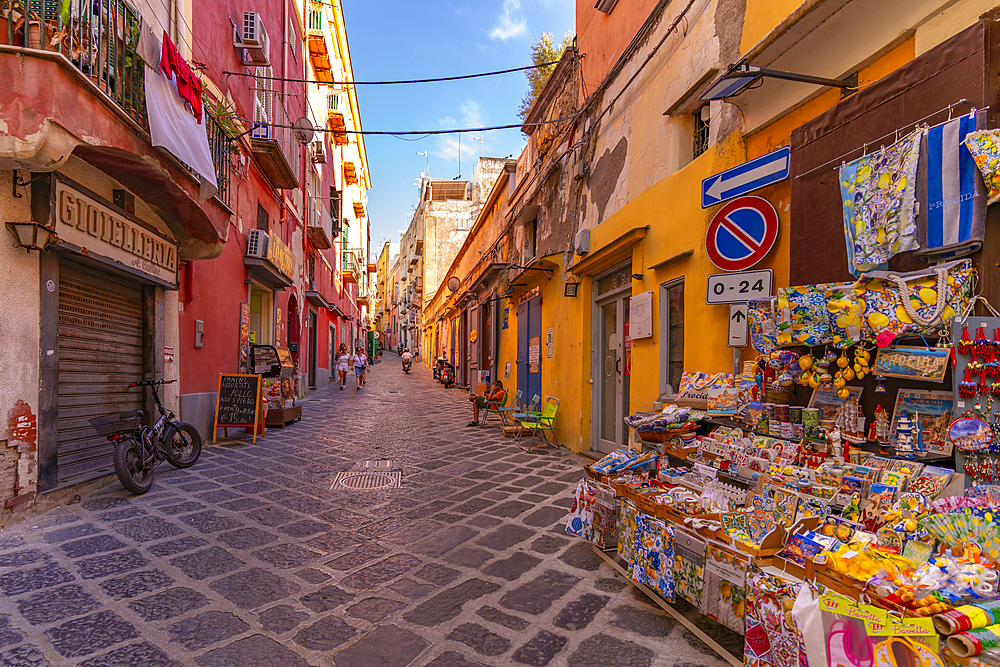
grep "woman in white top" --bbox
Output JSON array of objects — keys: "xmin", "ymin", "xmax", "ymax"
[
  {"xmin": 352, "ymin": 349, "xmax": 368, "ymax": 389},
  {"xmin": 335, "ymin": 344, "xmax": 351, "ymax": 390}
]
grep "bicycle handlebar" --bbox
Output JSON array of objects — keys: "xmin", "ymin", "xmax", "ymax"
[{"xmin": 128, "ymin": 379, "xmax": 176, "ymax": 388}]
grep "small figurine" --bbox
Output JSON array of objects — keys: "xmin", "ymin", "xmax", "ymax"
[
  {"xmin": 842, "ymin": 492, "xmax": 861, "ymax": 522},
  {"xmin": 829, "ymin": 428, "xmax": 843, "ymax": 458}
]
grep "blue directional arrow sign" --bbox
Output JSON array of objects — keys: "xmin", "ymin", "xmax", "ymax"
[{"xmin": 701, "ymin": 146, "xmax": 790, "ymax": 208}]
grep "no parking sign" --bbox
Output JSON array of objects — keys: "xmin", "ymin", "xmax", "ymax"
[{"xmin": 705, "ymin": 196, "xmax": 779, "ymax": 272}]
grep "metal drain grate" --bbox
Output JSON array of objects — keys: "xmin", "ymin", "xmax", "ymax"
[
  {"xmin": 330, "ymin": 471, "xmax": 401, "ymax": 491},
  {"xmin": 361, "ymin": 459, "xmax": 393, "ymax": 469}
]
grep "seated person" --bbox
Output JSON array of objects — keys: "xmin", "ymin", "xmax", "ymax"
[{"xmin": 468, "ymin": 380, "xmax": 504, "ymax": 427}]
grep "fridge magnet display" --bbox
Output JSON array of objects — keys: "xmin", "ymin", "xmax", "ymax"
[
  {"xmin": 873, "ymin": 346, "xmax": 950, "ymax": 382},
  {"xmin": 890, "ymin": 389, "xmax": 955, "ymax": 457}
]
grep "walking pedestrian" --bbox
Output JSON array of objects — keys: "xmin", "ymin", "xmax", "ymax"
[
  {"xmin": 335, "ymin": 344, "xmax": 350, "ymax": 390},
  {"xmin": 352, "ymin": 347, "xmax": 369, "ymax": 389}
]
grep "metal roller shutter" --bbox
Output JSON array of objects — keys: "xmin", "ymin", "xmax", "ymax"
[{"xmin": 57, "ymin": 263, "xmax": 144, "ymax": 485}]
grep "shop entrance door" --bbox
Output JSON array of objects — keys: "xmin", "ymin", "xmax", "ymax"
[
  {"xmin": 593, "ymin": 264, "xmax": 632, "ymax": 454},
  {"xmin": 516, "ymin": 295, "xmax": 542, "ymax": 409},
  {"xmin": 308, "ymin": 310, "xmax": 317, "ymax": 388}
]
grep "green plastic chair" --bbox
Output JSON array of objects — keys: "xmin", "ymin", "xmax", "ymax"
[
  {"xmin": 516, "ymin": 397, "xmax": 560, "ymax": 452},
  {"xmin": 479, "ymin": 389, "xmax": 509, "ymax": 428},
  {"xmin": 495, "ymin": 390, "xmax": 523, "ymax": 426}
]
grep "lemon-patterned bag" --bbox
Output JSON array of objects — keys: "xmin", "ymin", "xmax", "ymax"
[
  {"xmin": 747, "ymin": 298, "xmax": 779, "ymax": 354},
  {"xmin": 775, "ymin": 283, "xmax": 853, "ymax": 347},
  {"xmin": 826, "ymin": 283, "xmax": 865, "ymax": 348},
  {"xmin": 854, "ymin": 259, "xmax": 973, "ymax": 339}
]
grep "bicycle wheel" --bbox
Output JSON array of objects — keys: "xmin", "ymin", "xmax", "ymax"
[
  {"xmin": 113, "ymin": 434, "xmax": 154, "ymax": 494},
  {"xmin": 163, "ymin": 422, "xmax": 202, "ymax": 468}
]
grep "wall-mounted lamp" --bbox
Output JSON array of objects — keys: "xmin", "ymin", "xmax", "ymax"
[
  {"xmin": 6, "ymin": 221, "xmax": 56, "ymax": 253},
  {"xmin": 699, "ymin": 61, "xmax": 856, "ymax": 101},
  {"xmin": 564, "ymin": 282, "xmax": 580, "ymax": 298}
]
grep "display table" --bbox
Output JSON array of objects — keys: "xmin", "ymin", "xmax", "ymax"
[{"xmin": 265, "ymin": 404, "xmax": 302, "ymax": 428}]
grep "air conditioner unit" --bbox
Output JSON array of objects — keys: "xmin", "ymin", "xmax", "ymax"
[
  {"xmin": 247, "ymin": 229, "xmax": 269, "ymax": 258},
  {"xmin": 311, "ymin": 140, "xmax": 326, "ymax": 163},
  {"xmin": 235, "ymin": 11, "xmax": 270, "ymax": 66}
]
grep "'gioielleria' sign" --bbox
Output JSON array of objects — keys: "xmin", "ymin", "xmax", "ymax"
[{"xmin": 55, "ymin": 178, "xmax": 178, "ymax": 285}]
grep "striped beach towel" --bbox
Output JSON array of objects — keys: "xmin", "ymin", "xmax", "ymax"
[{"xmin": 915, "ymin": 110, "xmax": 986, "ymax": 261}]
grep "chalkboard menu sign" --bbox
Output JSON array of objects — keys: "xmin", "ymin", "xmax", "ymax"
[{"xmin": 213, "ymin": 374, "xmax": 262, "ymax": 443}]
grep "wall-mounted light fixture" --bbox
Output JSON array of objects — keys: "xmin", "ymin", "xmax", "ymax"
[
  {"xmin": 699, "ymin": 61, "xmax": 855, "ymax": 101},
  {"xmin": 564, "ymin": 282, "xmax": 580, "ymax": 298},
  {"xmin": 6, "ymin": 221, "xmax": 56, "ymax": 253}
]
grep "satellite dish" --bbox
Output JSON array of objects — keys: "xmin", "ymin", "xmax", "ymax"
[
  {"xmin": 447, "ymin": 276, "xmax": 461, "ymax": 293},
  {"xmin": 292, "ymin": 117, "xmax": 315, "ymax": 144}
]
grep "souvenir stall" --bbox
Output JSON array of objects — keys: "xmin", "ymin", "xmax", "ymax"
[{"xmin": 564, "ymin": 117, "xmax": 1000, "ymax": 667}]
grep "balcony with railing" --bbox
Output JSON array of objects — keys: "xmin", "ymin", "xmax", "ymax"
[
  {"xmin": 342, "ymin": 249, "xmax": 361, "ymax": 285},
  {"xmin": 0, "ymin": 0, "xmax": 234, "ymax": 257},
  {"xmin": 306, "ymin": 197, "xmax": 332, "ymax": 249},
  {"xmin": 307, "ymin": 3, "xmax": 332, "ymax": 83},
  {"xmin": 250, "ymin": 95, "xmax": 300, "ymax": 190},
  {"xmin": 327, "ymin": 89, "xmax": 349, "ymax": 146},
  {"xmin": 2, "ymin": 0, "xmax": 146, "ymax": 127}
]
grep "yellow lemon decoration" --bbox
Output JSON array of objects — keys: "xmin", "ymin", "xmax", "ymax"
[
  {"xmin": 808, "ymin": 375, "xmax": 821, "ymax": 389},
  {"xmin": 868, "ymin": 312, "xmax": 890, "ymax": 330},
  {"xmin": 838, "ymin": 387, "xmax": 850, "ymax": 400},
  {"xmin": 777, "ymin": 332, "xmax": 792, "ymax": 345},
  {"xmin": 843, "ymin": 368, "xmax": 855, "ymax": 381},
  {"xmin": 911, "ymin": 299, "xmax": 922, "ymax": 312},
  {"xmin": 799, "ymin": 355, "xmax": 813, "ymax": 370},
  {"xmin": 834, "ymin": 377, "xmax": 846, "ymax": 389},
  {"xmin": 895, "ymin": 306, "xmax": 912, "ymax": 324},
  {"xmin": 942, "ymin": 306, "xmax": 956, "ymax": 321},
  {"xmin": 837, "ymin": 353, "xmax": 849, "ymax": 368},
  {"xmin": 916, "ymin": 278, "xmax": 935, "ymax": 288},
  {"xmin": 918, "ymin": 288, "xmax": 937, "ymax": 305}
]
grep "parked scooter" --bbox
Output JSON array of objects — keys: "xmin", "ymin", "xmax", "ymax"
[{"xmin": 439, "ymin": 361, "xmax": 455, "ymax": 387}]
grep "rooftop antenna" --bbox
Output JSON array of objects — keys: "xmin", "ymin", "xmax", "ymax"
[
  {"xmin": 417, "ymin": 151, "xmax": 429, "ymax": 176},
  {"xmin": 473, "ymin": 135, "xmax": 484, "ymax": 156},
  {"xmin": 456, "ymin": 134, "xmax": 461, "ymax": 180}
]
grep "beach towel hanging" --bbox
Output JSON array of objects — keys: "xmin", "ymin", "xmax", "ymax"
[
  {"xmin": 915, "ymin": 110, "xmax": 986, "ymax": 261},
  {"xmin": 839, "ymin": 129, "xmax": 923, "ymax": 275}
]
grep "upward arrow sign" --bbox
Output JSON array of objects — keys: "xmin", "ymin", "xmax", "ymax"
[
  {"xmin": 731, "ymin": 309, "xmax": 746, "ymax": 322},
  {"xmin": 702, "ymin": 147, "xmax": 790, "ymax": 207}
]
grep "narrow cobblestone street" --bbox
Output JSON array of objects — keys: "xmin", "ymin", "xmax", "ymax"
[{"xmin": 0, "ymin": 361, "xmax": 737, "ymax": 667}]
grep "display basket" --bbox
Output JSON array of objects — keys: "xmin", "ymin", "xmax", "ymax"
[
  {"xmin": 636, "ymin": 427, "xmax": 696, "ymax": 443},
  {"xmin": 89, "ymin": 412, "xmax": 142, "ymax": 436}
]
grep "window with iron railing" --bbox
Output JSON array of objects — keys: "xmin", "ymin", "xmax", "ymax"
[
  {"xmin": 308, "ymin": 7, "xmax": 323, "ymax": 32},
  {"xmin": 308, "ymin": 254, "xmax": 316, "ymax": 290},
  {"xmin": 330, "ymin": 187, "xmax": 342, "ymax": 234},
  {"xmin": 205, "ymin": 112, "xmax": 232, "ymax": 207}
]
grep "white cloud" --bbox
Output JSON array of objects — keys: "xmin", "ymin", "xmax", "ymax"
[
  {"xmin": 433, "ymin": 136, "xmax": 481, "ymax": 163},
  {"xmin": 461, "ymin": 100, "xmax": 483, "ymax": 128},
  {"xmin": 489, "ymin": 0, "xmax": 528, "ymax": 41}
]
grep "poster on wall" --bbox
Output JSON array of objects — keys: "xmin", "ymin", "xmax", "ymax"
[
  {"xmin": 505, "ymin": 362, "xmax": 511, "ymax": 379},
  {"xmin": 890, "ymin": 389, "xmax": 954, "ymax": 457},
  {"xmin": 239, "ymin": 303, "xmax": 250, "ymax": 372},
  {"xmin": 546, "ymin": 328, "xmax": 554, "ymax": 359},
  {"xmin": 529, "ymin": 336, "xmax": 541, "ymax": 373}
]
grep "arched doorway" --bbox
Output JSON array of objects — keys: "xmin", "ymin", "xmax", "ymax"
[{"xmin": 287, "ymin": 294, "xmax": 300, "ymax": 369}]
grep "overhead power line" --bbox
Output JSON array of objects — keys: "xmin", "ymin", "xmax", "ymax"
[
  {"xmin": 234, "ymin": 112, "xmax": 580, "ymax": 138},
  {"xmin": 222, "ymin": 60, "xmax": 568, "ymax": 87}
]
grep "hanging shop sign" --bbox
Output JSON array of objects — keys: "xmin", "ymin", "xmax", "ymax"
[
  {"xmin": 54, "ymin": 177, "xmax": 178, "ymax": 286},
  {"xmin": 706, "ymin": 269, "xmax": 773, "ymax": 304},
  {"xmin": 705, "ymin": 196, "xmax": 779, "ymax": 272},
  {"xmin": 266, "ymin": 234, "xmax": 296, "ymax": 281},
  {"xmin": 701, "ymin": 146, "xmax": 789, "ymax": 208}
]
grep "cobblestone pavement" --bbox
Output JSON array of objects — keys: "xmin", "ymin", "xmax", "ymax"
[{"xmin": 0, "ymin": 359, "xmax": 740, "ymax": 667}]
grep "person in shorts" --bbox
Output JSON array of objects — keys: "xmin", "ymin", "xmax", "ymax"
[
  {"xmin": 352, "ymin": 348, "xmax": 368, "ymax": 389},
  {"xmin": 468, "ymin": 380, "xmax": 504, "ymax": 427},
  {"xmin": 335, "ymin": 344, "xmax": 350, "ymax": 390}
]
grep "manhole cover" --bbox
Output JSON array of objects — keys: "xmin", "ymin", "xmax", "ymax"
[
  {"xmin": 361, "ymin": 459, "xmax": 393, "ymax": 469},
  {"xmin": 330, "ymin": 471, "xmax": 401, "ymax": 491}
]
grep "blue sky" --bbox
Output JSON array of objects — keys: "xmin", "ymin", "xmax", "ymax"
[{"xmin": 341, "ymin": 0, "xmax": 575, "ymax": 255}]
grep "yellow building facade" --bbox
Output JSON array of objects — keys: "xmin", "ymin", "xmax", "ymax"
[{"xmin": 421, "ymin": 0, "xmax": 1000, "ymax": 454}]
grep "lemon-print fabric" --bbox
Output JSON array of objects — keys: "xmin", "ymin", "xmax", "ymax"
[
  {"xmin": 774, "ymin": 283, "xmax": 851, "ymax": 347},
  {"xmin": 964, "ymin": 129, "xmax": 1000, "ymax": 204},
  {"xmin": 839, "ymin": 130, "xmax": 923, "ymax": 274},
  {"xmin": 748, "ymin": 298, "xmax": 779, "ymax": 353},
  {"xmin": 852, "ymin": 259, "xmax": 972, "ymax": 338}
]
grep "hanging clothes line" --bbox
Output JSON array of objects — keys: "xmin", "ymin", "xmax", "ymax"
[{"xmin": 794, "ymin": 99, "xmax": 988, "ymax": 179}]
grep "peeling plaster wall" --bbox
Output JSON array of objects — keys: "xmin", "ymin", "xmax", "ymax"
[
  {"xmin": 0, "ymin": 169, "xmax": 41, "ymax": 508},
  {"xmin": 579, "ymin": 0, "xmax": 723, "ymax": 234}
]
